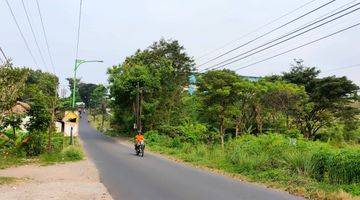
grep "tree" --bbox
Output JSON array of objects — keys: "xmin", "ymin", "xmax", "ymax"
[
  {"xmin": 26, "ymin": 86, "xmax": 51, "ymax": 133},
  {"xmin": 2, "ymin": 113, "xmax": 23, "ymax": 138},
  {"xmin": 198, "ymin": 70, "xmax": 242, "ymax": 147},
  {"xmin": 282, "ymin": 60, "xmax": 359, "ymax": 139},
  {"xmin": 78, "ymin": 83, "xmax": 97, "ymax": 108},
  {"xmin": 66, "ymin": 77, "xmax": 82, "ymax": 104},
  {"xmin": 90, "ymin": 84, "xmax": 108, "ymax": 129},
  {"xmin": 259, "ymin": 80, "xmax": 307, "ymax": 131},
  {"xmin": 0, "ymin": 63, "xmax": 29, "ymax": 126},
  {"xmin": 108, "ymin": 39, "xmax": 195, "ymax": 133}
]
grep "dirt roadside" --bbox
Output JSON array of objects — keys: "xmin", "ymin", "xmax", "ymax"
[{"xmin": 0, "ymin": 159, "xmax": 113, "ymax": 200}]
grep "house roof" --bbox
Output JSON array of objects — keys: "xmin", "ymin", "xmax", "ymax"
[{"xmin": 7, "ymin": 101, "xmax": 31, "ymax": 115}]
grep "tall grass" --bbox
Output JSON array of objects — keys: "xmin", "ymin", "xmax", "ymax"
[{"xmin": 145, "ymin": 131, "xmax": 360, "ymax": 198}]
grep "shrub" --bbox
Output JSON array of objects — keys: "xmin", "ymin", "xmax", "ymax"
[
  {"xmin": 328, "ymin": 149, "xmax": 360, "ymax": 184},
  {"xmin": 51, "ymin": 133, "xmax": 65, "ymax": 152},
  {"xmin": 283, "ymin": 150, "xmax": 311, "ymax": 175},
  {"xmin": 286, "ymin": 129, "xmax": 301, "ymax": 139},
  {"xmin": 309, "ymin": 149, "xmax": 334, "ymax": 182},
  {"xmin": 22, "ymin": 131, "xmax": 46, "ymax": 156},
  {"xmin": 169, "ymin": 137, "xmax": 182, "ymax": 148},
  {"xmin": 62, "ymin": 146, "xmax": 84, "ymax": 161},
  {"xmin": 145, "ymin": 130, "xmax": 170, "ymax": 144}
]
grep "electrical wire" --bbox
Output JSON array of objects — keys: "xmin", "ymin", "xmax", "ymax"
[
  {"xmin": 197, "ymin": 0, "xmax": 336, "ymax": 68},
  {"xmin": 0, "ymin": 47, "xmax": 8, "ymax": 63},
  {"xmin": 21, "ymin": 0, "xmax": 48, "ymax": 71},
  {"xmin": 5, "ymin": 0, "xmax": 38, "ymax": 67},
  {"xmin": 35, "ymin": 0, "xmax": 56, "ymax": 74},
  {"xmin": 195, "ymin": 0, "xmax": 318, "ymax": 61},
  {"xmin": 322, "ymin": 64, "xmax": 360, "ymax": 72},
  {"xmin": 205, "ymin": 0, "xmax": 358, "ymax": 71},
  {"xmin": 75, "ymin": 0, "xmax": 83, "ymax": 60},
  {"xmin": 204, "ymin": 4, "xmax": 360, "ymax": 71},
  {"xmin": 233, "ymin": 22, "xmax": 360, "ymax": 71}
]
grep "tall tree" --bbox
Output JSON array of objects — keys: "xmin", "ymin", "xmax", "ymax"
[
  {"xmin": 282, "ymin": 61, "xmax": 359, "ymax": 139},
  {"xmin": 0, "ymin": 63, "xmax": 29, "ymax": 125},
  {"xmin": 90, "ymin": 84, "xmax": 108, "ymax": 125},
  {"xmin": 198, "ymin": 70, "xmax": 241, "ymax": 147},
  {"xmin": 78, "ymin": 83, "xmax": 97, "ymax": 107}
]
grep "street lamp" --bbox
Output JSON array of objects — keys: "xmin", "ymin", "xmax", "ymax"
[{"xmin": 72, "ymin": 59, "xmax": 103, "ymax": 108}]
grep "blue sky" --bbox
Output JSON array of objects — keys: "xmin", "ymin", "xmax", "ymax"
[{"xmin": 1, "ymin": 0, "xmax": 359, "ymax": 92}]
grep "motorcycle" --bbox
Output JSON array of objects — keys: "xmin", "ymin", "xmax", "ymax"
[{"xmin": 135, "ymin": 141, "xmax": 145, "ymax": 157}]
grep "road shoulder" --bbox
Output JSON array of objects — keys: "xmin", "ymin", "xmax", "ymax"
[{"xmin": 0, "ymin": 159, "xmax": 113, "ymax": 200}]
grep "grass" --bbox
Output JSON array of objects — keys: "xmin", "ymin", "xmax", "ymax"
[
  {"xmin": 0, "ymin": 137, "xmax": 84, "ymax": 169},
  {"xmin": 88, "ymin": 114, "xmax": 110, "ymax": 132},
  {"xmin": 0, "ymin": 177, "xmax": 17, "ymax": 185},
  {"xmin": 145, "ymin": 132, "xmax": 360, "ymax": 200},
  {"xmin": 0, "ymin": 156, "xmax": 36, "ymax": 169},
  {"xmin": 39, "ymin": 138, "xmax": 84, "ymax": 165}
]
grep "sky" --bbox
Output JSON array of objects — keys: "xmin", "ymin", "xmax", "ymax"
[{"xmin": 1, "ymin": 0, "xmax": 359, "ymax": 94}]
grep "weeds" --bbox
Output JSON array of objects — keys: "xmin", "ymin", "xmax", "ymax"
[{"xmin": 145, "ymin": 131, "xmax": 360, "ymax": 199}]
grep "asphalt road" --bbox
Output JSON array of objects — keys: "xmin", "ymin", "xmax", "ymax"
[{"xmin": 79, "ymin": 115, "xmax": 302, "ymax": 200}]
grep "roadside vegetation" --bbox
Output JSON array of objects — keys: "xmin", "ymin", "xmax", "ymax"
[
  {"xmin": 103, "ymin": 39, "xmax": 360, "ymax": 199},
  {"xmin": 0, "ymin": 61, "xmax": 83, "ymax": 171}
]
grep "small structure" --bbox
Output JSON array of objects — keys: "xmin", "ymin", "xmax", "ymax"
[{"xmin": 61, "ymin": 111, "xmax": 79, "ymax": 137}]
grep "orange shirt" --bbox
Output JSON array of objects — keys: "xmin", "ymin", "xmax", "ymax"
[{"xmin": 135, "ymin": 134, "xmax": 144, "ymax": 143}]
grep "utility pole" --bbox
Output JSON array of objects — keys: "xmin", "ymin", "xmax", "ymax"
[
  {"xmin": 47, "ymin": 83, "xmax": 57, "ymax": 152},
  {"xmin": 135, "ymin": 82, "xmax": 143, "ymax": 133}
]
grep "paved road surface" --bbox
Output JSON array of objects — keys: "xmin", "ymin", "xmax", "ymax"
[{"xmin": 79, "ymin": 115, "xmax": 302, "ymax": 200}]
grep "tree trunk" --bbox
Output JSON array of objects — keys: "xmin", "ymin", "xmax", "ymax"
[
  {"xmin": 12, "ymin": 126, "xmax": 16, "ymax": 138},
  {"xmin": 220, "ymin": 120, "xmax": 225, "ymax": 148},
  {"xmin": 235, "ymin": 117, "xmax": 241, "ymax": 137},
  {"xmin": 101, "ymin": 113, "xmax": 105, "ymax": 131},
  {"xmin": 48, "ymin": 93, "xmax": 56, "ymax": 152},
  {"xmin": 235, "ymin": 124, "xmax": 239, "ymax": 137}
]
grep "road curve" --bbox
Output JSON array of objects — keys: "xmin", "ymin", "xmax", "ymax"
[{"xmin": 79, "ymin": 115, "xmax": 302, "ymax": 200}]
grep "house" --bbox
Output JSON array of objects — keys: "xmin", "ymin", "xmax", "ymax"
[{"xmin": 3, "ymin": 101, "xmax": 31, "ymax": 131}]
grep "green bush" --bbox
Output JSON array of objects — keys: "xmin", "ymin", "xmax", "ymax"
[
  {"xmin": 328, "ymin": 150, "xmax": 360, "ymax": 184},
  {"xmin": 169, "ymin": 137, "xmax": 182, "ymax": 148},
  {"xmin": 283, "ymin": 150, "xmax": 311, "ymax": 175},
  {"xmin": 62, "ymin": 146, "xmax": 84, "ymax": 161},
  {"xmin": 310, "ymin": 149, "xmax": 334, "ymax": 182}
]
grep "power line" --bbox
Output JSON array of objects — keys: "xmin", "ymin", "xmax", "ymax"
[
  {"xmin": 0, "ymin": 47, "xmax": 9, "ymax": 63},
  {"xmin": 233, "ymin": 22, "xmax": 360, "ymax": 71},
  {"xmin": 195, "ymin": 0, "xmax": 318, "ymax": 61},
  {"xmin": 35, "ymin": 0, "xmax": 56, "ymax": 74},
  {"xmin": 204, "ymin": 4, "xmax": 360, "ymax": 71},
  {"xmin": 215, "ymin": 1, "xmax": 358, "ymax": 71},
  {"xmin": 197, "ymin": 0, "xmax": 336, "ymax": 68},
  {"xmin": 322, "ymin": 64, "xmax": 360, "ymax": 72},
  {"xmin": 21, "ymin": 0, "xmax": 48, "ymax": 72},
  {"xmin": 5, "ymin": 0, "xmax": 38, "ymax": 67},
  {"xmin": 75, "ymin": 0, "xmax": 84, "ymax": 60}
]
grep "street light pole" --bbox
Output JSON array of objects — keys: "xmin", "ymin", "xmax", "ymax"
[{"xmin": 72, "ymin": 59, "xmax": 103, "ymax": 108}]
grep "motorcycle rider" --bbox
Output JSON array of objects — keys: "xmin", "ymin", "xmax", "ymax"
[{"xmin": 134, "ymin": 131, "xmax": 144, "ymax": 152}]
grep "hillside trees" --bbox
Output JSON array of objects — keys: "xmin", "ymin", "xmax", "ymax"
[
  {"xmin": 282, "ymin": 61, "xmax": 359, "ymax": 139},
  {"xmin": 107, "ymin": 39, "xmax": 358, "ymax": 144}
]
